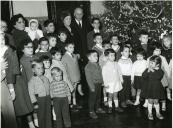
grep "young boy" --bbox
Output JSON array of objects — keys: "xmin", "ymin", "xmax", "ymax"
[
  {"xmin": 87, "ymin": 18, "xmax": 102, "ymax": 50},
  {"xmin": 62, "ymin": 42, "xmax": 83, "ymax": 110},
  {"xmin": 56, "ymin": 30, "xmax": 68, "ymax": 54},
  {"xmin": 85, "ymin": 50, "xmax": 106, "ymax": 119},
  {"xmin": 50, "ymin": 47, "xmax": 74, "ymax": 93},
  {"xmin": 46, "ymin": 33, "xmax": 57, "ymax": 51},
  {"xmin": 118, "ymin": 45, "xmax": 133, "ymax": 108},
  {"xmin": 28, "ymin": 59, "xmax": 52, "ymax": 128},
  {"xmin": 92, "ymin": 33, "xmax": 104, "ymax": 57},
  {"xmin": 34, "ymin": 37, "xmax": 52, "ymax": 58},
  {"xmin": 43, "ymin": 19, "xmax": 55, "ymax": 36},
  {"xmin": 110, "ymin": 34, "xmax": 121, "ymax": 61},
  {"xmin": 50, "ymin": 67, "xmax": 71, "ymax": 128}
]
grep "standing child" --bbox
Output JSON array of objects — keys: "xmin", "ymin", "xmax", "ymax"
[
  {"xmin": 118, "ymin": 45, "xmax": 133, "ymax": 108},
  {"xmin": 50, "ymin": 67, "xmax": 71, "ymax": 128},
  {"xmin": 34, "ymin": 37, "xmax": 52, "ymax": 58},
  {"xmin": 28, "ymin": 59, "xmax": 52, "ymax": 128},
  {"xmin": 102, "ymin": 49, "xmax": 124, "ymax": 113},
  {"xmin": 46, "ymin": 33, "xmax": 57, "ymax": 51},
  {"xmin": 92, "ymin": 33, "xmax": 104, "ymax": 57},
  {"xmin": 131, "ymin": 49, "xmax": 147, "ymax": 105},
  {"xmin": 62, "ymin": 42, "xmax": 83, "ymax": 109},
  {"xmin": 146, "ymin": 43, "xmax": 169, "ymax": 111},
  {"xmin": 143, "ymin": 55, "xmax": 165, "ymax": 120},
  {"xmin": 85, "ymin": 50, "xmax": 106, "ymax": 119}
]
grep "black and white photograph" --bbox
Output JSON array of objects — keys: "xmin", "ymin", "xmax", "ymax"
[{"xmin": 1, "ymin": 0, "xmax": 172, "ymax": 128}]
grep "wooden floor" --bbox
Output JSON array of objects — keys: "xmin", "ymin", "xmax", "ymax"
[{"xmin": 71, "ymin": 98, "xmax": 172, "ymax": 128}]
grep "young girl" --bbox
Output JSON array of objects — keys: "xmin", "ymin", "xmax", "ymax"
[
  {"xmin": 146, "ymin": 43, "xmax": 169, "ymax": 111},
  {"xmin": 102, "ymin": 49, "xmax": 123, "ymax": 113},
  {"xmin": 131, "ymin": 49, "xmax": 147, "ymax": 105},
  {"xmin": 142, "ymin": 55, "xmax": 165, "ymax": 120}
]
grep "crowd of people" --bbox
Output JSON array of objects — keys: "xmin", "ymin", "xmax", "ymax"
[{"xmin": 1, "ymin": 6, "xmax": 172, "ymax": 128}]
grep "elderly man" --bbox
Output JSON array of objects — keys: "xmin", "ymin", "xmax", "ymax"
[{"xmin": 71, "ymin": 7, "xmax": 92, "ymax": 63}]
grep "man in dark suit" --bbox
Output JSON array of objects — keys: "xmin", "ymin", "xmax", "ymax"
[{"xmin": 71, "ymin": 7, "xmax": 92, "ymax": 63}]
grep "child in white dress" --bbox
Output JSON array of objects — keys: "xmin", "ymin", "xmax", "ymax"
[{"xmin": 102, "ymin": 49, "xmax": 123, "ymax": 113}]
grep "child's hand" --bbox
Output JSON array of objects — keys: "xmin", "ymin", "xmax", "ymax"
[
  {"xmin": 9, "ymin": 88, "xmax": 15, "ymax": 101},
  {"xmin": 34, "ymin": 104, "xmax": 39, "ymax": 109}
]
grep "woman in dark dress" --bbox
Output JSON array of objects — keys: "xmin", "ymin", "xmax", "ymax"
[{"xmin": 142, "ymin": 55, "xmax": 165, "ymax": 121}]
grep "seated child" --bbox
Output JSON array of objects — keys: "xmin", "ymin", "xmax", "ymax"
[
  {"xmin": 46, "ymin": 33, "xmax": 57, "ymax": 51},
  {"xmin": 34, "ymin": 37, "xmax": 52, "ymax": 58},
  {"xmin": 110, "ymin": 34, "xmax": 121, "ymax": 61},
  {"xmin": 56, "ymin": 29, "xmax": 68, "ymax": 55},
  {"xmin": 118, "ymin": 45, "xmax": 133, "ymax": 108},
  {"xmin": 50, "ymin": 67, "xmax": 71, "ymax": 128},
  {"xmin": 25, "ymin": 19, "xmax": 43, "ymax": 41},
  {"xmin": 85, "ymin": 50, "xmax": 106, "ymax": 119},
  {"xmin": 50, "ymin": 47, "xmax": 74, "ymax": 92},
  {"xmin": 131, "ymin": 48, "xmax": 147, "ymax": 106},
  {"xmin": 28, "ymin": 59, "xmax": 52, "ymax": 128},
  {"xmin": 92, "ymin": 33, "xmax": 104, "ymax": 57},
  {"xmin": 62, "ymin": 42, "xmax": 84, "ymax": 109},
  {"xmin": 102, "ymin": 49, "xmax": 124, "ymax": 113}
]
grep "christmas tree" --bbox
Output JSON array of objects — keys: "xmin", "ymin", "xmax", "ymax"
[{"xmin": 98, "ymin": 1, "xmax": 172, "ymax": 42}]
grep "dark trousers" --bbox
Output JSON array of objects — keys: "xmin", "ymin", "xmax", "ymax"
[
  {"xmin": 53, "ymin": 97, "xmax": 71, "ymax": 128},
  {"xmin": 119, "ymin": 76, "xmax": 131, "ymax": 102},
  {"xmin": 37, "ymin": 96, "xmax": 52, "ymax": 128},
  {"xmin": 88, "ymin": 83, "xmax": 102, "ymax": 112}
]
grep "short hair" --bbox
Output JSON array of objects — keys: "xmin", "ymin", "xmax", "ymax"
[
  {"xmin": 10, "ymin": 14, "xmax": 26, "ymax": 27},
  {"xmin": 19, "ymin": 38, "xmax": 33, "ymax": 51},
  {"xmin": 104, "ymin": 48, "xmax": 116, "ymax": 56},
  {"xmin": 60, "ymin": 11, "xmax": 71, "ymax": 22},
  {"xmin": 50, "ymin": 47, "xmax": 62, "ymax": 55},
  {"xmin": 39, "ymin": 37, "xmax": 49, "ymax": 45},
  {"xmin": 31, "ymin": 58, "xmax": 43, "ymax": 68},
  {"xmin": 120, "ymin": 45, "xmax": 130, "ymax": 52},
  {"xmin": 102, "ymin": 40, "xmax": 110, "ymax": 47},
  {"xmin": 91, "ymin": 17, "xmax": 100, "ymax": 24},
  {"xmin": 57, "ymin": 29, "xmax": 67, "ymax": 36},
  {"xmin": 51, "ymin": 67, "xmax": 62, "ymax": 76},
  {"xmin": 86, "ymin": 50, "xmax": 98, "ymax": 58},
  {"xmin": 93, "ymin": 33, "xmax": 102, "ymax": 39},
  {"xmin": 74, "ymin": 7, "xmax": 83, "ymax": 14},
  {"xmin": 43, "ymin": 19, "xmax": 54, "ymax": 27},
  {"xmin": 65, "ymin": 42, "xmax": 75, "ymax": 47},
  {"xmin": 110, "ymin": 34, "xmax": 119, "ymax": 40},
  {"xmin": 135, "ymin": 48, "xmax": 146, "ymax": 57},
  {"xmin": 40, "ymin": 55, "xmax": 52, "ymax": 64},
  {"xmin": 46, "ymin": 33, "xmax": 57, "ymax": 40},
  {"xmin": 139, "ymin": 29, "xmax": 149, "ymax": 37},
  {"xmin": 149, "ymin": 55, "xmax": 162, "ymax": 66}
]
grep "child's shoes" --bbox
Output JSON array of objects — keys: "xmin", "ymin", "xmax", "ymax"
[
  {"xmin": 148, "ymin": 113, "xmax": 154, "ymax": 120},
  {"xmin": 156, "ymin": 113, "xmax": 164, "ymax": 120}
]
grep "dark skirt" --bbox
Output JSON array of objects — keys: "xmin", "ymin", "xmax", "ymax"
[
  {"xmin": 133, "ymin": 76, "xmax": 143, "ymax": 89},
  {"xmin": 13, "ymin": 75, "xmax": 34, "ymax": 116}
]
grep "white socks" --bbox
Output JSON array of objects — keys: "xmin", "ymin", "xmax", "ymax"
[
  {"xmin": 73, "ymin": 98, "xmax": 76, "ymax": 105},
  {"xmin": 104, "ymin": 97, "xmax": 107, "ymax": 102},
  {"xmin": 34, "ymin": 119, "xmax": 38, "ymax": 127},
  {"xmin": 162, "ymin": 102, "xmax": 166, "ymax": 111},
  {"xmin": 52, "ymin": 107, "xmax": 56, "ymax": 120},
  {"xmin": 143, "ymin": 99, "xmax": 148, "ymax": 108},
  {"xmin": 154, "ymin": 104, "xmax": 160, "ymax": 114},
  {"xmin": 134, "ymin": 96, "xmax": 140, "ymax": 105},
  {"xmin": 108, "ymin": 100, "xmax": 112, "ymax": 108},
  {"xmin": 147, "ymin": 103, "xmax": 153, "ymax": 115},
  {"xmin": 114, "ymin": 100, "xmax": 119, "ymax": 108}
]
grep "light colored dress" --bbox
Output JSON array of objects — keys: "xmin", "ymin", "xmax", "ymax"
[{"xmin": 102, "ymin": 61, "xmax": 123, "ymax": 93}]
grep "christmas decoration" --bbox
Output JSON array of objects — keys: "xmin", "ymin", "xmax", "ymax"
[{"xmin": 97, "ymin": 1, "xmax": 172, "ymax": 42}]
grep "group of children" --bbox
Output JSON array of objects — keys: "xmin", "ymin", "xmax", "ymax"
[{"xmin": 1, "ymin": 16, "xmax": 172, "ymax": 128}]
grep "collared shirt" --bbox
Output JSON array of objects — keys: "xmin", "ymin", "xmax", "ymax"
[
  {"xmin": 75, "ymin": 19, "xmax": 82, "ymax": 27},
  {"xmin": 118, "ymin": 56, "xmax": 133, "ymax": 76},
  {"xmin": 94, "ymin": 29, "xmax": 100, "ymax": 33},
  {"xmin": 28, "ymin": 75, "xmax": 50, "ymax": 103}
]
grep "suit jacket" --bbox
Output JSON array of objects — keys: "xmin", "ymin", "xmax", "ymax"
[
  {"xmin": 62, "ymin": 53, "xmax": 81, "ymax": 84},
  {"xmin": 71, "ymin": 19, "xmax": 92, "ymax": 58}
]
